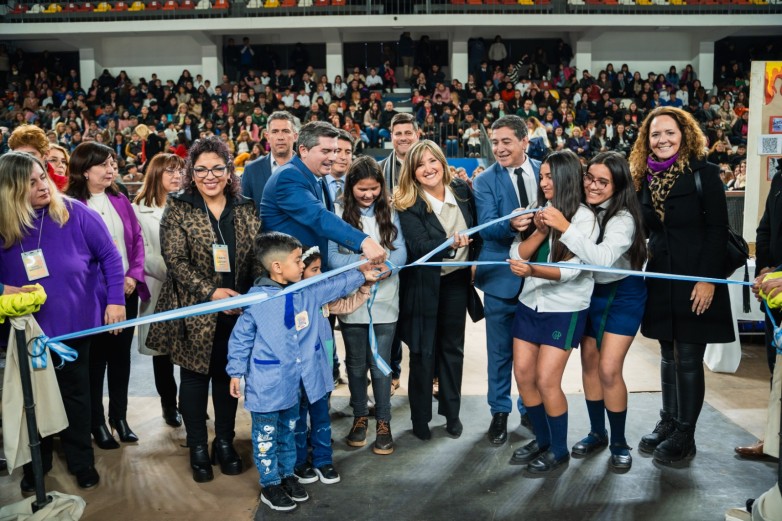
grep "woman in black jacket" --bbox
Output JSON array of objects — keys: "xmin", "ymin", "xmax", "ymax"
[
  {"xmin": 394, "ymin": 140, "xmax": 480, "ymax": 441},
  {"xmin": 630, "ymin": 107, "xmax": 734, "ymax": 465}
]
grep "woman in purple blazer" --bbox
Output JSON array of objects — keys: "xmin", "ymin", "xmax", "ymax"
[
  {"xmin": 0, "ymin": 151, "xmax": 126, "ymax": 491},
  {"xmin": 66, "ymin": 142, "xmax": 150, "ymax": 450}
]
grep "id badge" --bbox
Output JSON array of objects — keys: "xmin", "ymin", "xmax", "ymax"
[
  {"xmin": 212, "ymin": 244, "xmax": 231, "ymax": 273},
  {"xmin": 295, "ymin": 311, "xmax": 309, "ymax": 331},
  {"xmin": 22, "ymin": 249, "xmax": 50, "ymax": 281}
]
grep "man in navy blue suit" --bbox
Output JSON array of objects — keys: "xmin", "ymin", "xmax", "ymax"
[
  {"xmin": 261, "ymin": 121, "xmax": 387, "ymax": 268},
  {"xmin": 241, "ymin": 111, "xmax": 298, "ymax": 215},
  {"xmin": 472, "ymin": 115, "xmax": 540, "ymax": 446}
]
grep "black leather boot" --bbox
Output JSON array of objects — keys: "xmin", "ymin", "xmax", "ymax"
[
  {"xmin": 653, "ymin": 422, "xmax": 696, "ymax": 464},
  {"xmin": 190, "ymin": 444, "xmax": 214, "ymax": 483},
  {"xmin": 109, "ymin": 418, "xmax": 139, "ymax": 443},
  {"xmin": 162, "ymin": 406, "xmax": 182, "ymax": 428},
  {"xmin": 92, "ymin": 423, "xmax": 120, "ymax": 450},
  {"xmin": 211, "ymin": 438, "xmax": 243, "ymax": 475},
  {"xmin": 638, "ymin": 410, "xmax": 675, "ymax": 454}
]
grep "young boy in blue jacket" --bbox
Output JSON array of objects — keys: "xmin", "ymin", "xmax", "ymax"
[{"xmin": 227, "ymin": 232, "xmax": 376, "ymax": 512}]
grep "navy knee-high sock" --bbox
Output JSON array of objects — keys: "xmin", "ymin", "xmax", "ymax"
[
  {"xmin": 586, "ymin": 399, "xmax": 606, "ymax": 435},
  {"xmin": 526, "ymin": 404, "xmax": 550, "ymax": 449},
  {"xmin": 607, "ymin": 408, "xmax": 628, "ymax": 453},
  {"xmin": 547, "ymin": 411, "xmax": 569, "ymax": 459}
]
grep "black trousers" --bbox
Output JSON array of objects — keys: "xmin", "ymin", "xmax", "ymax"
[
  {"xmin": 24, "ymin": 337, "xmax": 94, "ymax": 476},
  {"xmin": 765, "ymin": 308, "xmax": 781, "ymax": 378},
  {"xmin": 408, "ymin": 269, "xmax": 469, "ymax": 424},
  {"xmin": 89, "ymin": 292, "xmax": 138, "ymax": 427},
  {"xmin": 153, "ymin": 354, "xmax": 178, "ymax": 408},
  {"xmin": 659, "ymin": 340, "xmax": 706, "ymax": 427},
  {"xmin": 179, "ymin": 314, "xmax": 238, "ymax": 447}
]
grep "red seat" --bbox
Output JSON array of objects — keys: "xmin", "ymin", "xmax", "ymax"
[
  {"xmin": 10, "ymin": 3, "xmax": 29, "ymax": 13},
  {"xmin": 332, "ymin": 0, "xmax": 345, "ymax": 4},
  {"xmin": 314, "ymin": 0, "xmax": 329, "ymax": 5},
  {"xmin": 162, "ymin": 0, "xmax": 178, "ymax": 8},
  {"xmin": 78, "ymin": 1, "xmax": 94, "ymax": 10},
  {"xmin": 180, "ymin": 0, "xmax": 194, "ymax": 8},
  {"xmin": 213, "ymin": 0, "xmax": 229, "ymax": 8},
  {"xmin": 114, "ymin": 1, "xmax": 128, "ymax": 9},
  {"xmin": 147, "ymin": 0, "xmax": 162, "ymax": 7},
  {"xmin": 280, "ymin": 0, "xmax": 295, "ymax": 5}
]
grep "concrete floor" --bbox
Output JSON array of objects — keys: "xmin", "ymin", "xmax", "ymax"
[{"xmin": 0, "ymin": 319, "xmax": 775, "ymax": 520}]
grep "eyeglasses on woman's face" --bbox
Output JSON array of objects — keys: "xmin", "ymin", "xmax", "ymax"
[
  {"xmin": 583, "ymin": 172, "xmax": 611, "ymax": 190},
  {"xmin": 164, "ymin": 167, "xmax": 184, "ymax": 177},
  {"xmin": 192, "ymin": 165, "xmax": 227, "ymax": 179}
]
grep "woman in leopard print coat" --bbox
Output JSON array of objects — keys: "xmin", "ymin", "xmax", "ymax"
[{"xmin": 148, "ymin": 136, "xmax": 263, "ymax": 483}]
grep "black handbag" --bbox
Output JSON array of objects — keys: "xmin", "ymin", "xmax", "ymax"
[
  {"xmin": 467, "ymin": 285, "xmax": 485, "ymax": 322},
  {"xmin": 694, "ymin": 170, "xmax": 751, "ymax": 311}
]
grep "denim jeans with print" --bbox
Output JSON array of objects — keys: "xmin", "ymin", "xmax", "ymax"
[{"xmin": 251, "ymin": 404, "xmax": 298, "ymax": 487}]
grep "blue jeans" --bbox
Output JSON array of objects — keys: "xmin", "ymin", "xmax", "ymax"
[
  {"xmin": 341, "ymin": 322, "xmax": 396, "ymax": 422},
  {"xmin": 294, "ymin": 391, "xmax": 332, "ymax": 468},
  {"xmin": 378, "ymin": 128, "xmax": 391, "ymax": 143},
  {"xmin": 445, "ymin": 139, "xmax": 459, "ymax": 157},
  {"xmin": 365, "ymin": 126, "xmax": 379, "ymax": 146},
  {"xmin": 251, "ymin": 405, "xmax": 298, "ymax": 487}
]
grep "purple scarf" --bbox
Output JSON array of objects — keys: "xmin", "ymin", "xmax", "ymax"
[{"xmin": 646, "ymin": 152, "xmax": 680, "ymax": 181}]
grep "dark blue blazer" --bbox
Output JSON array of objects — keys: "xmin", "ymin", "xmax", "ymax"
[
  {"xmin": 241, "ymin": 154, "xmax": 274, "ymax": 216},
  {"xmin": 472, "ymin": 159, "xmax": 540, "ymax": 299},
  {"xmin": 260, "ymin": 155, "xmax": 367, "ymax": 270}
]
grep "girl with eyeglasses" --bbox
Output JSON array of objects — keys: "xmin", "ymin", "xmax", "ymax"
[{"xmin": 538, "ymin": 152, "xmax": 647, "ymax": 470}]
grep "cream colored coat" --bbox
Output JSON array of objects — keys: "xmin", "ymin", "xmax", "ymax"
[{"xmin": 132, "ymin": 201, "xmax": 168, "ymax": 356}]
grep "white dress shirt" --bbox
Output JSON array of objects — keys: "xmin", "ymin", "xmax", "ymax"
[{"xmin": 506, "ymin": 157, "xmax": 538, "ymax": 209}]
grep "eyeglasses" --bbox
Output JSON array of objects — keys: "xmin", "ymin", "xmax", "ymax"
[
  {"xmin": 583, "ymin": 172, "xmax": 611, "ymax": 190},
  {"xmin": 192, "ymin": 165, "xmax": 228, "ymax": 179},
  {"xmin": 164, "ymin": 168, "xmax": 184, "ymax": 177}
]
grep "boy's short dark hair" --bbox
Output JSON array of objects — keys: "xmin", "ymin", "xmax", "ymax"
[{"xmin": 255, "ymin": 232, "xmax": 302, "ymax": 272}]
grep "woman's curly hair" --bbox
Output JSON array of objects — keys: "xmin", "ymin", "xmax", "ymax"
[{"xmin": 629, "ymin": 106, "xmax": 708, "ymax": 190}]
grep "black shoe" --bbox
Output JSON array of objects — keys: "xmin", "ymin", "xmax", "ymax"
[
  {"xmin": 487, "ymin": 413, "xmax": 509, "ymax": 445},
  {"xmin": 571, "ymin": 430, "xmax": 609, "ymax": 457},
  {"xmin": 446, "ymin": 418, "xmax": 463, "ymax": 438},
  {"xmin": 653, "ymin": 423, "xmax": 696, "ymax": 464},
  {"xmin": 109, "ymin": 418, "xmax": 139, "ymax": 443},
  {"xmin": 609, "ymin": 444, "xmax": 633, "ymax": 470},
  {"xmin": 20, "ymin": 472, "xmax": 37, "ymax": 494},
  {"xmin": 211, "ymin": 438, "xmax": 243, "ymax": 475},
  {"xmin": 0, "ymin": 458, "xmax": 6, "ymax": 473},
  {"xmin": 261, "ymin": 484, "xmax": 297, "ymax": 511},
  {"xmin": 346, "ymin": 416, "xmax": 369, "ymax": 447},
  {"xmin": 314, "ymin": 463, "xmax": 341, "ymax": 484},
  {"xmin": 510, "ymin": 439, "xmax": 546, "ymax": 465},
  {"xmin": 190, "ymin": 444, "xmax": 214, "ymax": 483},
  {"xmin": 76, "ymin": 467, "xmax": 100, "ymax": 489},
  {"xmin": 281, "ymin": 476, "xmax": 309, "ymax": 502},
  {"xmin": 412, "ymin": 420, "xmax": 431, "ymax": 441},
  {"xmin": 639, "ymin": 410, "xmax": 675, "ymax": 454},
  {"xmin": 92, "ymin": 424, "xmax": 120, "ymax": 450},
  {"xmin": 527, "ymin": 450, "xmax": 570, "ymax": 474},
  {"xmin": 162, "ymin": 406, "xmax": 182, "ymax": 428},
  {"xmin": 294, "ymin": 463, "xmax": 318, "ymax": 484},
  {"xmin": 373, "ymin": 420, "xmax": 394, "ymax": 455}
]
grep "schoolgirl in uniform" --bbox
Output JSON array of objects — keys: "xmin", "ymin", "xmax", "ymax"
[
  {"xmin": 507, "ymin": 149, "xmax": 599, "ymax": 474},
  {"xmin": 539, "ymin": 151, "xmax": 647, "ymax": 470}
]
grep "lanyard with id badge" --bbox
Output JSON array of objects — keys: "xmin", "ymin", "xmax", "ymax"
[
  {"xmin": 21, "ymin": 212, "xmax": 50, "ymax": 281},
  {"xmin": 205, "ymin": 200, "xmax": 231, "ymax": 273}
]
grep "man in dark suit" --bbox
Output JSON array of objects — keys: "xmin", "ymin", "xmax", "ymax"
[
  {"xmin": 241, "ymin": 111, "xmax": 298, "ymax": 215},
  {"xmin": 261, "ymin": 121, "xmax": 387, "ymax": 269},
  {"xmin": 735, "ymin": 162, "xmax": 782, "ymax": 459},
  {"xmin": 472, "ymin": 115, "xmax": 540, "ymax": 446}
]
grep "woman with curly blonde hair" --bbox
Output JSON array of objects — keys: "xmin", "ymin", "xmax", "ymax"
[{"xmin": 630, "ymin": 106, "xmax": 733, "ymax": 465}]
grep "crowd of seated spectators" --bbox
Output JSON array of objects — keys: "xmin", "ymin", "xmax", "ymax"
[{"xmin": 0, "ymin": 41, "xmax": 752, "ymax": 189}]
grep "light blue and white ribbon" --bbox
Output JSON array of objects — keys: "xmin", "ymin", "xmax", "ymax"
[{"xmin": 30, "ymin": 335, "xmax": 79, "ymax": 369}]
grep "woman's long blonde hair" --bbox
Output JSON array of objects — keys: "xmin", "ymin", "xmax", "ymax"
[
  {"xmin": 0, "ymin": 152, "xmax": 70, "ymax": 249},
  {"xmin": 393, "ymin": 140, "xmax": 453, "ymax": 213},
  {"xmin": 629, "ymin": 106, "xmax": 708, "ymax": 190}
]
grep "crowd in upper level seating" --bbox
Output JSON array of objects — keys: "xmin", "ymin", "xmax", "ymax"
[{"xmin": 0, "ymin": 38, "xmax": 755, "ymax": 188}]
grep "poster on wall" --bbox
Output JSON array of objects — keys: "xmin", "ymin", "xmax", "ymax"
[
  {"xmin": 760, "ymin": 134, "xmax": 782, "ymax": 156},
  {"xmin": 769, "ymin": 157, "xmax": 782, "ymax": 180}
]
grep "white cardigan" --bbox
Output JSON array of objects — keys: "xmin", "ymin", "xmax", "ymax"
[{"xmin": 132, "ymin": 200, "xmax": 168, "ymax": 355}]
